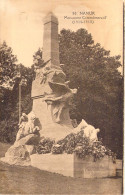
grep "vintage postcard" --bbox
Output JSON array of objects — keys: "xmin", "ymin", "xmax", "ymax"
[{"xmin": 0, "ymin": 0, "xmax": 123, "ymax": 194}]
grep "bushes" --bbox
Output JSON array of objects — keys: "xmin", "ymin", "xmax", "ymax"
[
  {"xmin": 36, "ymin": 137, "xmax": 55, "ymax": 154},
  {"xmin": 36, "ymin": 130, "xmax": 116, "ymax": 162}
]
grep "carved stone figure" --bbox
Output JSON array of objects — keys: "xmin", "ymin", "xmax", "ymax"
[
  {"xmin": 73, "ymin": 119, "xmax": 88, "ymax": 133},
  {"xmin": 73, "ymin": 119, "xmax": 100, "ymax": 142},
  {"xmin": 43, "ymin": 81, "xmax": 77, "ymax": 123},
  {"xmin": 83, "ymin": 126, "xmax": 100, "ymax": 142},
  {"xmin": 90, "ymin": 128, "xmax": 100, "ymax": 142},
  {"xmin": 16, "ymin": 113, "xmax": 28, "ymax": 141},
  {"xmin": 24, "ymin": 112, "xmax": 40, "ymax": 135},
  {"xmin": 19, "ymin": 113, "xmax": 28, "ymax": 124},
  {"xmin": 16, "ymin": 112, "xmax": 40, "ymax": 141},
  {"xmin": 1, "ymin": 112, "xmax": 40, "ymax": 166}
]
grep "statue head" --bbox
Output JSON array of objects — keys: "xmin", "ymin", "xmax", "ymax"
[
  {"xmin": 72, "ymin": 88, "xmax": 77, "ymax": 94},
  {"xmin": 96, "ymin": 128, "xmax": 100, "ymax": 133},
  {"xmin": 28, "ymin": 112, "xmax": 36, "ymax": 123},
  {"xmin": 22, "ymin": 113, "xmax": 27, "ymax": 117}
]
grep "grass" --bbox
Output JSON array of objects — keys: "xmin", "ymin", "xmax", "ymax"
[{"xmin": 0, "ymin": 142, "xmax": 123, "ymax": 194}]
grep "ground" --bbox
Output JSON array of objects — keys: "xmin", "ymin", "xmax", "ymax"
[{"xmin": 0, "ymin": 142, "xmax": 123, "ymax": 194}]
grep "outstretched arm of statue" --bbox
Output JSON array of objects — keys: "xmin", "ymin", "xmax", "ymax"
[{"xmin": 43, "ymin": 95, "xmax": 63, "ymax": 102}]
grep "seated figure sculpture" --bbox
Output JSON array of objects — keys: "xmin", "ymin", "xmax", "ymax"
[
  {"xmin": 73, "ymin": 119, "xmax": 100, "ymax": 142},
  {"xmin": 84, "ymin": 126, "xmax": 100, "ymax": 142},
  {"xmin": 16, "ymin": 112, "xmax": 40, "ymax": 141},
  {"xmin": 1, "ymin": 112, "xmax": 40, "ymax": 166}
]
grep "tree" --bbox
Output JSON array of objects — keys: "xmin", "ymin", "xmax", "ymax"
[
  {"xmin": 0, "ymin": 42, "xmax": 34, "ymax": 143},
  {"xmin": 0, "ymin": 41, "xmax": 18, "ymax": 90},
  {"xmin": 59, "ymin": 29, "xmax": 123, "ymax": 158}
]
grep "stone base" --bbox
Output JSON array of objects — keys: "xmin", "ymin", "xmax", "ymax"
[
  {"xmin": 74, "ymin": 155, "xmax": 116, "ymax": 178},
  {"xmin": 31, "ymin": 153, "xmax": 116, "ymax": 178},
  {"xmin": 116, "ymin": 159, "xmax": 122, "ymax": 177},
  {"xmin": 31, "ymin": 153, "xmax": 74, "ymax": 177}
]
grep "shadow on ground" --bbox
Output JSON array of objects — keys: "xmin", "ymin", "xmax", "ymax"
[{"xmin": 0, "ymin": 142, "xmax": 123, "ymax": 194}]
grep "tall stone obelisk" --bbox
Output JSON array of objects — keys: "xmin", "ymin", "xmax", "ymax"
[
  {"xmin": 31, "ymin": 12, "xmax": 76, "ymax": 141},
  {"xmin": 42, "ymin": 12, "xmax": 60, "ymax": 67}
]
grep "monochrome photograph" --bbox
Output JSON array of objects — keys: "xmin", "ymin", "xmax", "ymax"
[{"xmin": 0, "ymin": 0, "xmax": 123, "ymax": 194}]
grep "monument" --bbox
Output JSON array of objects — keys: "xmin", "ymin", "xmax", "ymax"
[
  {"xmin": 1, "ymin": 12, "xmax": 119, "ymax": 178},
  {"xmin": 31, "ymin": 12, "xmax": 77, "ymax": 141}
]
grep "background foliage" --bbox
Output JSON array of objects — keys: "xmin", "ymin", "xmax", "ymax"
[{"xmin": 0, "ymin": 29, "xmax": 123, "ymax": 158}]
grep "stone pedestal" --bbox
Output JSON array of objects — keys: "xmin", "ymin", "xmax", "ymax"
[
  {"xmin": 74, "ymin": 154, "xmax": 116, "ymax": 178},
  {"xmin": 116, "ymin": 159, "xmax": 122, "ymax": 177},
  {"xmin": 32, "ymin": 98, "xmax": 73, "ymax": 140},
  {"xmin": 31, "ymin": 153, "xmax": 74, "ymax": 177},
  {"xmin": 30, "ymin": 153, "xmax": 116, "ymax": 178}
]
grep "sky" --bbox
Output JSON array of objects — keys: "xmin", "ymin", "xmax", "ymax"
[{"xmin": 0, "ymin": 0, "xmax": 123, "ymax": 70}]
